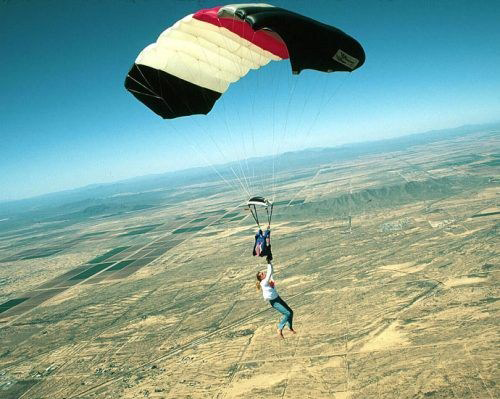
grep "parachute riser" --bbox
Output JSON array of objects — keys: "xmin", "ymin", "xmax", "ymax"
[
  {"xmin": 248, "ymin": 202, "xmax": 273, "ymax": 229},
  {"xmin": 248, "ymin": 204, "xmax": 261, "ymax": 229},
  {"xmin": 266, "ymin": 203, "xmax": 273, "ymax": 227}
]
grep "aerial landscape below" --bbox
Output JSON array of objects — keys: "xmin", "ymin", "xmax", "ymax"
[{"xmin": 0, "ymin": 126, "xmax": 498, "ymax": 398}]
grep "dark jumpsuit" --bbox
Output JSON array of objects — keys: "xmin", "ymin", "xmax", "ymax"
[{"xmin": 253, "ymin": 229, "xmax": 273, "ymax": 262}]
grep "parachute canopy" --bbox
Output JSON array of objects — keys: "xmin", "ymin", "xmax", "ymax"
[{"xmin": 125, "ymin": 3, "xmax": 365, "ymax": 119}]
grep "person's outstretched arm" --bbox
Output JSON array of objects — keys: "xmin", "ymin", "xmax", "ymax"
[{"xmin": 262, "ymin": 262, "xmax": 273, "ymax": 285}]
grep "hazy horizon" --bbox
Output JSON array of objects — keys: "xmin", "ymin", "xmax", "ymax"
[{"xmin": 1, "ymin": 121, "xmax": 497, "ymax": 205}]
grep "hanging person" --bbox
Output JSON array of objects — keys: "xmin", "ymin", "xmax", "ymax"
[{"xmin": 256, "ymin": 261, "xmax": 296, "ymax": 339}]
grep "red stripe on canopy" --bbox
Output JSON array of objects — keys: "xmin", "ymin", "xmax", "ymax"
[{"xmin": 193, "ymin": 6, "xmax": 289, "ymax": 59}]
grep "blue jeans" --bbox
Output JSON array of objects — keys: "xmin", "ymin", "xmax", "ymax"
[{"xmin": 269, "ymin": 296, "xmax": 293, "ymax": 330}]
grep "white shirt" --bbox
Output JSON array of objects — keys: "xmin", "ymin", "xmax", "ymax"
[{"xmin": 260, "ymin": 262, "xmax": 278, "ymax": 301}]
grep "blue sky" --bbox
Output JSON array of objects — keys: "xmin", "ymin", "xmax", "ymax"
[{"xmin": 1, "ymin": 0, "xmax": 499, "ymax": 201}]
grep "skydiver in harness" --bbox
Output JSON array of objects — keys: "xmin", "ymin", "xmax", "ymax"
[
  {"xmin": 247, "ymin": 197, "xmax": 273, "ymax": 263},
  {"xmin": 253, "ymin": 225, "xmax": 273, "ymax": 263},
  {"xmin": 248, "ymin": 197, "xmax": 295, "ymax": 338}
]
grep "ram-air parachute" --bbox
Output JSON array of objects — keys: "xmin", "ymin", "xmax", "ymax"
[
  {"xmin": 124, "ymin": 4, "xmax": 365, "ymax": 226},
  {"xmin": 125, "ymin": 4, "xmax": 365, "ymax": 119}
]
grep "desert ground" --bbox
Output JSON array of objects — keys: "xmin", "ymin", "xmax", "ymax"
[{"xmin": 0, "ymin": 129, "xmax": 498, "ymax": 398}]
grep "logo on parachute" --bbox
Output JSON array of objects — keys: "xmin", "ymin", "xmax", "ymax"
[{"xmin": 333, "ymin": 49, "xmax": 359, "ymax": 69}]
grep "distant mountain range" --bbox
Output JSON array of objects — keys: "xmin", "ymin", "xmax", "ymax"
[{"xmin": 1, "ymin": 122, "xmax": 498, "ymax": 222}]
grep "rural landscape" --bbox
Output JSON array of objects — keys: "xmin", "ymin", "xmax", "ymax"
[{"xmin": 0, "ymin": 125, "xmax": 498, "ymax": 398}]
